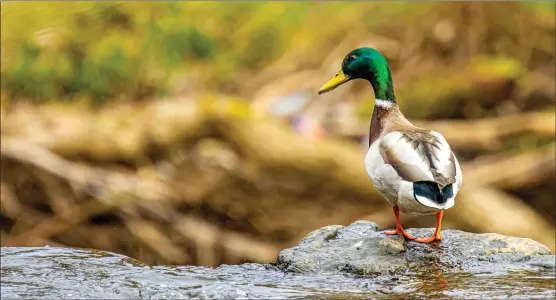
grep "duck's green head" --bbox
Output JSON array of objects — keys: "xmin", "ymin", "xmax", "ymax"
[{"xmin": 318, "ymin": 47, "xmax": 395, "ymax": 101}]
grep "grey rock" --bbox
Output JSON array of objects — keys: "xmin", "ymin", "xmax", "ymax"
[
  {"xmin": 1, "ymin": 221, "xmax": 555, "ymax": 299},
  {"xmin": 274, "ymin": 220, "xmax": 554, "ymax": 276},
  {"xmin": 379, "ymin": 236, "xmax": 406, "ymax": 255}
]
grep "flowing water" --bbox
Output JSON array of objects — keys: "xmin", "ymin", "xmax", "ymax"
[{"xmin": 1, "ymin": 247, "xmax": 554, "ymax": 299}]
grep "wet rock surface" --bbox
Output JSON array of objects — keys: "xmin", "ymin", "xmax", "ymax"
[
  {"xmin": 275, "ymin": 221, "xmax": 555, "ymax": 276},
  {"xmin": 2, "ymin": 221, "xmax": 555, "ymax": 299}
]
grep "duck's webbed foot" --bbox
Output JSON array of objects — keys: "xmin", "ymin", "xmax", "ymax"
[
  {"xmin": 414, "ymin": 232, "xmax": 442, "ymax": 243},
  {"xmin": 385, "ymin": 228, "xmax": 416, "ymax": 240},
  {"xmin": 384, "ymin": 206, "xmax": 416, "ymax": 240},
  {"xmin": 414, "ymin": 210, "xmax": 444, "ymax": 243}
]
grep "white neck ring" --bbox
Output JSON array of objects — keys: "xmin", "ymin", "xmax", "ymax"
[{"xmin": 375, "ymin": 99, "xmax": 394, "ymax": 109}]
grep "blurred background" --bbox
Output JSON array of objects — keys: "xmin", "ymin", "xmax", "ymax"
[{"xmin": 1, "ymin": 2, "xmax": 555, "ymax": 266}]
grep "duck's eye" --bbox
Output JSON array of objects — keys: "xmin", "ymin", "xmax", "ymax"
[{"xmin": 348, "ymin": 55, "xmax": 357, "ymax": 62}]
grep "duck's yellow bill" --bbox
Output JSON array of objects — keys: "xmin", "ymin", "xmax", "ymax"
[{"xmin": 318, "ymin": 69, "xmax": 351, "ymax": 95}]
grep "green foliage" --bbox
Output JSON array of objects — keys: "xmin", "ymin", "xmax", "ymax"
[
  {"xmin": 1, "ymin": 2, "xmax": 551, "ymax": 104},
  {"xmin": 1, "ymin": 3, "xmax": 212, "ymax": 103},
  {"xmin": 0, "ymin": 2, "xmax": 323, "ymax": 103}
]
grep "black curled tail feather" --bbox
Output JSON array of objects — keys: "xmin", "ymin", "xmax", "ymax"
[{"xmin": 413, "ymin": 181, "xmax": 454, "ymax": 205}]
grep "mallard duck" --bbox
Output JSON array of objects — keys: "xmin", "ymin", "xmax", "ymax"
[{"xmin": 317, "ymin": 47, "xmax": 463, "ymax": 243}]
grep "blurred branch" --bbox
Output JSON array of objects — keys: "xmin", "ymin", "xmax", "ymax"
[
  {"xmin": 123, "ymin": 219, "xmax": 189, "ymax": 264},
  {"xmin": 209, "ymin": 117, "xmax": 379, "ymax": 199},
  {"xmin": 462, "ymin": 142, "xmax": 555, "ymax": 188},
  {"xmin": 1, "ymin": 136, "xmax": 283, "ymax": 263},
  {"xmin": 1, "ymin": 136, "xmax": 175, "ymax": 246},
  {"xmin": 1, "ymin": 101, "xmax": 384, "ymax": 202},
  {"xmin": 335, "ymin": 111, "xmax": 555, "ymax": 151},
  {"xmin": 0, "ymin": 182, "xmax": 20, "ymax": 218},
  {"xmin": 0, "ymin": 136, "xmax": 178, "ymax": 203},
  {"xmin": 0, "ymin": 99, "xmax": 204, "ymax": 163},
  {"xmin": 416, "ymin": 112, "xmax": 555, "ymax": 151},
  {"xmin": 173, "ymin": 216, "xmax": 279, "ymax": 263}
]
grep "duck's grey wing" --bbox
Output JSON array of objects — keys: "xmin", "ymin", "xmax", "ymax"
[{"xmin": 378, "ymin": 130, "xmax": 457, "ymax": 188}]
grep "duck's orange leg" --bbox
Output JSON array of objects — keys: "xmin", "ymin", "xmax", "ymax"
[
  {"xmin": 385, "ymin": 206, "xmax": 416, "ymax": 240},
  {"xmin": 415, "ymin": 210, "xmax": 444, "ymax": 243}
]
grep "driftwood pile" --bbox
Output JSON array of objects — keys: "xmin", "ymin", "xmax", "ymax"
[{"xmin": 1, "ymin": 96, "xmax": 554, "ymax": 266}]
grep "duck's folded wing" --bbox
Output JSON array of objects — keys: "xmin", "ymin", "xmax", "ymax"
[{"xmin": 378, "ymin": 130, "xmax": 457, "ymax": 188}]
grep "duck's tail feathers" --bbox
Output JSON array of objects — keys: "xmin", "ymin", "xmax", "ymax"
[{"xmin": 413, "ymin": 181, "xmax": 455, "ymax": 209}]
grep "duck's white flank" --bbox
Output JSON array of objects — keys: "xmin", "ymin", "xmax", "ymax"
[{"xmin": 375, "ymin": 99, "xmax": 394, "ymax": 109}]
